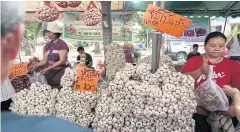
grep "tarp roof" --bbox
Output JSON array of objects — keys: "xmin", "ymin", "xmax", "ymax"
[{"xmin": 124, "ymin": 1, "xmax": 240, "ymax": 17}]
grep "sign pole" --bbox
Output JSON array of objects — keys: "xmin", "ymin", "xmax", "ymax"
[{"xmin": 151, "ymin": 31, "xmax": 162, "ymax": 73}]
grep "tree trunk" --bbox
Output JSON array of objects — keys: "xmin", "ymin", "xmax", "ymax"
[
  {"xmin": 32, "ymin": 22, "xmax": 43, "ymax": 56},
  {"xmin": 101, "ymin": 1, "xmax": 112, "ymax": 79},
  {"xmin": 101, "ymin": 1, "xmax": 112, "ymax": 45},
  {"xmin": 94, "ymin": 42, "xmax": 101, "ymax": 54},
  {"xmin": 23, "ymin": 31, "xmax": 31, "ymax": 56}
]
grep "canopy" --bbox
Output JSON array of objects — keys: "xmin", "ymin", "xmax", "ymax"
[{"xmin": 124, "ymin": 1, "xmax": 240, "ymax": 17}]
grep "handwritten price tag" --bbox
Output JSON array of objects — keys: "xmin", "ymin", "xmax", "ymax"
[
  {"xmin": 142, "ymin": 4, "xmax": 192, "ymax": 38},
  {"xmin": 10, "ymin": 63, "xmax": 28, "ymax": 77},
  {"xmin": 74, "ymin": 66, "xmax": 100, "ymax": 94}
]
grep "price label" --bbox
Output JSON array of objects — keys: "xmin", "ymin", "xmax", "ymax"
[
  {"xmin": 10, "ymin": 63, "xmax": 28, "ymax": 77},
  {"xmin": 74, "ymin": 66, "xmax": 100, "ymax": 94},
  {"xmin": 142, "ymin": 4, "xmax": 192, "ymax": 38}
]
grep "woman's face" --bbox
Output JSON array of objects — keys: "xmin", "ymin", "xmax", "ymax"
[
  {"xmin": 47, "ymin": 32, "xmax": 57, "ymax": 41},
  {"xmin": 204, "ymin": 37, "xmax": 226, "ymax": 58}
]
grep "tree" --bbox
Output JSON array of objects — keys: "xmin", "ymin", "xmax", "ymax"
[
  {"xmin": 135, "ymin": 12, "xmax": 152, "ymax": 48},
  {"xmin": 226, "ymin": 26, "xmax": 240, "ymax": 41}
]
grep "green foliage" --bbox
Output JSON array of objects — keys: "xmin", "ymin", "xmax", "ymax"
[
  {"xmin": 226, "ymin": 26, "xmax": 240, "ymax": 41},
  {"xmin": 135, "ymin": 12, "xmax": 152, "ymax": 44},
  {"xmin": 25, "ymin": 21, "xmax": 41, "ymax": 41}
]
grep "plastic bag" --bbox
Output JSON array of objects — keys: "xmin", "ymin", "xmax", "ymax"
[
  {"xmin": 194, "ymin": 65, "xmax": 229, "ymax": 111},
  {"xmin": 27, "ymin": 72, "xmax": 48, "ymax": 85}
]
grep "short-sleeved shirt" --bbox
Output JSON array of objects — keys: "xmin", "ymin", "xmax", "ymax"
[
  {"xmin": 44, "ymin": 39, "xmax": 69, "ymax": 70},
  {"xmin": 77, "ymin": 53, "xmax": 93, "ymax": 65},
  {"xmin": 182, "ymin": 56, "xmax": 240, "ymax": 88}
]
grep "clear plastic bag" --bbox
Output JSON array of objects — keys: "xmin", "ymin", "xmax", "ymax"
[
  {"xmin": 194, "ymin": 65, "xmax": 229, "ymax": 111},
  {"xmin": 27, "ymin": 72, "xmax": 48, "ymax": 85}
]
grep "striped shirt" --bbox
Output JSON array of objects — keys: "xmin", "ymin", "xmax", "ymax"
[{"xmin": 44, "ymin": 39, "xmax": 69, "ymax": 70}]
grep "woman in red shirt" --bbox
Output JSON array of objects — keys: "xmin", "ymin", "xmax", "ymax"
[{"xmin": 182, "ymin": 31, "xmax": 240, "ymax": 132}]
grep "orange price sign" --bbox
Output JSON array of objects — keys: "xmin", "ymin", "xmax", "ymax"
[
  {"xmin": 142, "ymin": 4, "xmax": 192, "ymax": 38},
  {"xmin": 10, "ymin": 63, "xmax": 28, "ymax": 77},
  {"xmin": 74, "ymin": 66, "xmax": 100, "ymax": 94}
]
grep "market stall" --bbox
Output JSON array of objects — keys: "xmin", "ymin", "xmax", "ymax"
[{"xmin": 6, "ymin": 1, "xmax": 240, "ymax": 132}]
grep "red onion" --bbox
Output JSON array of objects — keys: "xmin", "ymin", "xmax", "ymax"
[
  {"xmin": 68, "ymin": 1, "xmax": 81, "ymax": 8},
  {"xmin": 55, "ymin": 1, "xmax": 68, "ymax": 8}
]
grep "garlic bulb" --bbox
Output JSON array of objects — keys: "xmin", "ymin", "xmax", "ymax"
[
  {"xmin": 93, "ymin": 62, "xmax": 196, "ymax": 132},
  {"xmin": 105, "ymin": 44, "xmax": 126, "ymax": 81},
  {"xmin": 68, "ymin": 1, "xmax": 81, "ymax": 8},
  {"xmin": 35, "ymin": 5, "xmax": 59, "ymax": 22},
  {"xmin": 84, "ymin": 8, "xmax": 102, "ymax": 26},
  {"xmin": 57, "ymin": 68, "xmax": 98, "ymax": 128},
  {"xmin": 10, "ymin": 82, "xmax": 59, "ymax": 116}
]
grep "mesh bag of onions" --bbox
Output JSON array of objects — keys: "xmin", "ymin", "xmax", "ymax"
[
  {"xmin": 35, "ymin": 4, "xmax": 59, "ymax": 22},
  {"xmin": 84, "ymin": 7, "xmax": 102, "ymax": 26}
]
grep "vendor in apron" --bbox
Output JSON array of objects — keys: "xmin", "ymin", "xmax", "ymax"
[{"xmin": 29, "ymin": 21, "xmax": 69, "ymax": 89}]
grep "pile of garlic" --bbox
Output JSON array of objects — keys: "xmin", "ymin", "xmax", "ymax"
[
  {"xmin": 137, "ymin": 55, "xmax": 176, "ymax": 72},
  {"xmin": 93, "ymin": 63, "xmax": 197, "ymax": 132},
  {"xmin": 10, "ymin": 82, "xmax": 59, "ymax": 116},
  {"xmin": 84, "ymin": 8, "xmax": 102, "ymax": 26},
  {"xmin": 105, "ymin": 44, "xmax": 126, "ymax": 81},
  {"xmin": 56, "ymin": 68, "xmax": 97, "ymax": 128}
]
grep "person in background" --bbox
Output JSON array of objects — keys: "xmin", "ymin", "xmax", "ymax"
[
  {"xmin": 1, "ymin": 2, "xmax": 93, "ymax": 132},
  {"xmin": 227, "ymin": 33, "xmax": 240, "ymax": 62},
  {"xmin": 187, "ymin": 44, "xmax": 201, "ymax": 60},
  {"xmin": 77, "ymin": 47, "xmax": 93, "ymax": 69},
  {"xmin": 182, "ymin": 32, "xmax": 240, "ymax": 132},
  {"xmin": 29, "ymin": 21, "xmax": 69, "ymax": 89}
]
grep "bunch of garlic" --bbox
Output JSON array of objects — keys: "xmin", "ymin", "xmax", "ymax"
[
  {"xmin": 84, "ymin": 8, "xmax": 102, "ymax": 26},
  {"xmin": 105, "ymin": 44, "xmax": 126, "ymax": 81},
  {"xmin": 57, "ymin": 68, "xmax": 98, "ymax": 127},
  {"xmin": 10, "ymin": 82, "xmax": 59, "ymax": 116},
  {"xmin": 93, "ymin": 62, "xmax": 197, "ymax": 132},
  {"xmin": 137, "ymin": 55, "xmax": 176, "ymax": 72}
]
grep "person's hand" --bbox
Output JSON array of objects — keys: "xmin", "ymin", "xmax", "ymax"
[
  {"xmin": 201, "ymin": 59, "xmax": 210, "ymax": 75},
  {"xmin": 40, "ymin": 68, "xmax": 49, "ymax": 74},
  {"xmin": 28, "ymin": 64, "xmax": 38, "ymax": 72},
  {"xmin": 223, "ymin": 85, "xmax": 239, "ymax": 96}
]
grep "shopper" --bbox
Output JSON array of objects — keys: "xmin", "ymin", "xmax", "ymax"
[
  {"xmin": 182, "ymin": 31, "xmax": 240, "ymax": 132},
  {"xmin": 77, "ymin": 46, "xmax": 93, "ymax": 69},
  {"xmin": 29, "ymin": 21, "xmax": 69, "ymax": 89},
  {"xmin": 1, "ymin": 2, "xmax": 93, "ymax": 132},
  {"xmin": 227, "ymin": 33, "xmax": 240, "ymax": 62},
  {"xmin": 1, "ymin": 79, "xmax": 15, "ymax": 111},
  {"xmin": 187, "ymin": 44, "xmax": 201, "ymax": 60}
]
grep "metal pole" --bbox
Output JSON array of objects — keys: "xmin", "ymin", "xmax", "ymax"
[
  {"xmin": 151, "ymin": 1, "xmax": 164, "ymax": 73},
  {"xmin": 151, "ymin": 31, "xmax": 162, "ymax": 73},
  {"xmin": 223, "ymin": 17, "xmax": 228, "ymax": 34}
]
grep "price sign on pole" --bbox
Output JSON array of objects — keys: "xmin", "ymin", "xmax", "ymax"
[
  {"xmin": 142, "ymin": 4, "xmax": 192, "ymax": 38},
  {"xmin": 74, "ymin": 66, "xmax": 100, "ymax": 94},
  {"xmin": 10, "ymin": 63, "xmax": 28, "ymax": 77}
]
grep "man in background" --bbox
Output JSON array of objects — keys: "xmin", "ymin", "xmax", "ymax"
[
  {"xmin": 1, "ymin": 1, "xmax": 92, "ymax": 132},
  {"xmin": 187, "ymin": 44, "xmax": 201, "ymax": 60},
  {"xmin": 227, "ymin": 33, "xmax": 240, "ymax": 62},
  {"xmin": 77, "ymin": 46, "xmax": 93, "ymax": 68}
]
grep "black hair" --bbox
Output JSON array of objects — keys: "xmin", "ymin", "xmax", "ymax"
[
  {"xmin": 54, "ymin": 33, "xmax": 62, "ymax": 38},
  {"xmin": 193, "ymin": 44, "xmax": 199, "ymax": 48},
  {"xmin": 204, "ymin": 31, "xmax": 227, "ymax": 45},
  {"xmin": 77, "ymin": 46, "xmax": 84, "ymax": 52}
]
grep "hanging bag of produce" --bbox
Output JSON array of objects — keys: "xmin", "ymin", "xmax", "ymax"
[
  {"xmin": 84, "ymin": 1, "xmax": 102, "ymax": 26},
  {"xmin": 194, "ymin": 65, "xmax": 229, "ymax": 111},
  {"xmin": 35, "ymin": 1, "xmax": 59, "ymax": 22}
]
